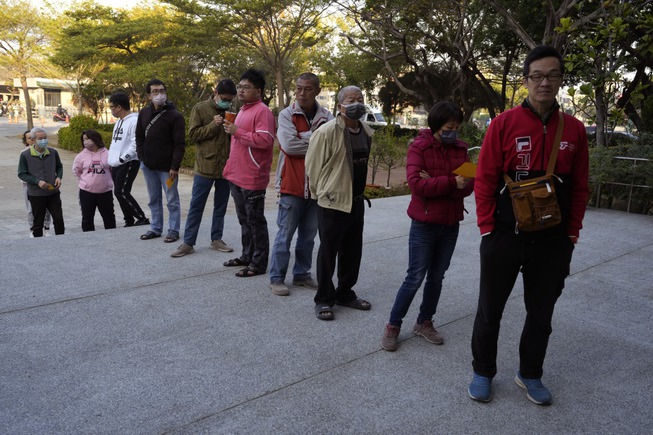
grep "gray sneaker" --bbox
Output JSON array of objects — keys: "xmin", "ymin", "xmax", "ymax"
[
  {"xmin": 270, "ymin": 281, "xmax": 290, "ymax": 296},
  {"xmin": 211, "ymin": 239, "xmax": 234, "ymax": 252},
  {"xmin": 381, "ymin": 324, "xmax": 400, "ymax": 351},
  {"xmin": 412, "ymin": 320, "xmax": 444, "ymax": 345},
  {"xmin": 171, "ymin": 243, "xmax": 194, "ymax": 258},
  {"xmin": 292, "ymin": 277, "xmax": 318, "ymax": 289}
]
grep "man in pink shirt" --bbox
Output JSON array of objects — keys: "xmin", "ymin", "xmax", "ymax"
[{"xmin": 222, "ymin": 69, "xmax": 276, "ymax": 277}]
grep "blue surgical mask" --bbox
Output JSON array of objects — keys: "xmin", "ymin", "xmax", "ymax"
[
  {"xmin": 440, "ymin": 130, "xmax": 457, "ymax": 144},
  {"xmin": 217, "ymin": 100, "xmax": 231, "ymax": 110},
  {"xmin": 35, "ymin": 138, "xmax": 48, "ymax": 150}
]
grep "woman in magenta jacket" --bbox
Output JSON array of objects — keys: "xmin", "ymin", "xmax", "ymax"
[{"xmin": 381, "ymin": 101, "xmax": 474, "ymax": 351}]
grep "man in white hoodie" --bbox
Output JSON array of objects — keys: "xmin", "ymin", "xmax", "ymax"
[{"xmin": 108, "ymin": 92, "xmax": 149, "ymax": 227}]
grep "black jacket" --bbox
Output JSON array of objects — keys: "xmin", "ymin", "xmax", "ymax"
[{"xmin": 135, "ymin": 101, "xmax": 186, "ymax": 171}]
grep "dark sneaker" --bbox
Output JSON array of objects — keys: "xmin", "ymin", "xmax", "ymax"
[
  {"xmin": 412, "ymin": 319, "xmax": 444, "ymax": 345},
  {"xmin": 381, "ymin": 324, "xmax": 400, "ymax": 351},
  {"xmin": 468, "ymin": 372, "xmax": 493, "ymax": 402},
  {"xmin": 292, "ymin": 277, "xmax": 318, "ymax": 289},
  {"xmin": 515, "ymin": 372, "xmax": 553, "ymax": 405},
  {"xmin": 270, "ymin": 281, "xmax": 290, "ymax": 296},
  {"xmin": 171, "ymin": 243, "xmax": 194, "ymax": 258}
]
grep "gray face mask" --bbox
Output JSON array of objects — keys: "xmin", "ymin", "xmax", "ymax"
[{"xmin": 342, "ymin": 102, "xmax": 367, "ymax": 120}]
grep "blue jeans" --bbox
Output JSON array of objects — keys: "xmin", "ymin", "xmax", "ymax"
[
  {"xmin": 140, "ymin": 164, "xmax": 181, "ymax": 235},
  {"xmin": 269, "ymin": 194, "xmax": 318, "ymax": 283},
  {"xmin": 388, "ymin": 220, "xmax": 460, "ymax": 327},
  {"xmin": 183, "ymin": 175, "xmax": 230, "ymax": 246}
]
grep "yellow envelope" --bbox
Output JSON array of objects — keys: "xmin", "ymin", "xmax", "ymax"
[
  {"xmin": 453, "ymin": 162, "xmax": 477, "ymax": 178},
  {"xmin": 166, "ymin": 177, "xmax": 175, "ymax": 189}
]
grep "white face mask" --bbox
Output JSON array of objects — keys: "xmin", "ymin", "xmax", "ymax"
[
  {"xmin": 151, "ymin": 94, "xmax": 166, "ymax": 106},
  {"xmin": 83, "ymin": 140, "xmax": 95, "ymax": 149}
]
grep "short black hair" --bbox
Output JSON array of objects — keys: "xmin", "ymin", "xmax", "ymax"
[
  {"xmin": 240, "ymin": 69, "xmax": 266, "ymax": 93},
  {"xmin": 297, "ymin": 72, "xmax": 320, "ymax": 88},
  {"xmin": 523, "ymin": 45, "xmax": 565, "ymax": 76},
  {"xmin": 427, "ymin": 101, "xmax": 464, "ymax": 134},
  {"xmin": 81, "ymin": 129, "xmax": 105, "ymax": 148},
  {"xmin": 145, "ymin": 79, "xmax": 166, "ymax": 94},
  {"xmin": 216, "ymin": 78, "xmax": 237, "ymax": 95},
  {"xmin": 109, "ymin": 92, "xmax": 130, "ymax": 111}
]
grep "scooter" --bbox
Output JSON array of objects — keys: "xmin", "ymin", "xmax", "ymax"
[{"xmin": 53, "ymin": 110, "xmax": 69, "ymax": 122}]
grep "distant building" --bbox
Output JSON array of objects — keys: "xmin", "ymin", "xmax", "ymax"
[{"xmin": 12, "ymin": 77, "xmax": 76, "ymax": 117}]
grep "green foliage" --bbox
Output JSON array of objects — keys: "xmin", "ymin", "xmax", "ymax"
[
  {"xmin": 57, "ymin": 115, "xmax": 100, "ymax": 152},
  {"xmin": 364, "ymin": 183, "xmax": 410, "ymax": 199},
  {"xmin": 369, "ymin": 126, "xmax": 409, "ymax": 186},
  {"xmin": 589, "ymin": 134, "xmax": 653, "ymax": 214}
]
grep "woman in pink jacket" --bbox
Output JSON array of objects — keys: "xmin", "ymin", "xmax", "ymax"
[
  {"xmin": 72, "ymin": 130, "xmax": 116, "ymax": 231},
  {"xmin": 381, "ymin": 101, "xmax": 474, "ymax": 351}
]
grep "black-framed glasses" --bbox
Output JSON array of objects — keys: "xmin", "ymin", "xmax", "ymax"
[
  {"xmin": 149, "ymin": 89, "xmax": 167, "ymax": 95},
  {"xmin": 526, "ymin": 73, "xmax": 563, "ymax": 83}
]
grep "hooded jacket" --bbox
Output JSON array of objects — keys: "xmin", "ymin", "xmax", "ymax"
[
  {"xmin": 135, "ymin": 101, "xmax": 186, "ymax": 171},
  {"xmin": 405, "ymin": 129, "xmax": 474, "ymax": 225},
  {"xmin": 222, "ymin": 99, "xmax": 276, "ymax": 190},
  {"xmin": 72, "ymin": 147, "xmax": 113, "ymax": 194},
  {"xmin": 108, "ymin": 112, "xmax": 139, "ymax": 167}
]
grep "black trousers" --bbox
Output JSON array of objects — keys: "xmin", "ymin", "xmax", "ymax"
[
  {"xmin": 229, "ymin": 183, "xmax": 269, "ymax": 272},
  {"xmin": 314, "ymin": 201, "xmax": 365, "ymax": 306},
  {"xmin": 112, "ymin": 160, "xmax": 147, "ymax": 225},
  {"xmin": 471, "ymin": 230, "xmax": 574, "ymax": 379},
  {"xmin": 79, "ymin": 189, "xmax": 116, "ymax": 232},
  {"xmin": 28, "ymin": 193, "xmax": 65, "ymax": 237}
]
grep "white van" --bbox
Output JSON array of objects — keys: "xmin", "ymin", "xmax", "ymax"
[{"xmin": 359, "ymin": 105, "xmax": 387, "ymax": 128}]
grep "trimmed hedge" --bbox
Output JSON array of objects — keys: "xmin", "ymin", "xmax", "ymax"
[{"xmin": 57, "ymin": 115, "xmax": 113, "ymax": 152}]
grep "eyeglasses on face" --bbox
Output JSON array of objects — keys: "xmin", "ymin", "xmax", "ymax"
[
  {"xmin": 149, "ymin": 89, "xmax": 166, "ymax": 95},
  {"xmin": 526, "ymin": 73, "xmax": 563, "ymax": 83}
]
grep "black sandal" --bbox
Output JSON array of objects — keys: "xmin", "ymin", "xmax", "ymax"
[
  {"xmin": 315, "ymin": 304, "xmax": 335, "ymax": 321},
  {"xmin": 234, "ymin": 266, "xmax": 264, "ymax": 278},
  {"xmin": 140, "ymin": 231, "xmax": 160, "ymax": 240},
  {"xmin": 335, "ymin": 298, "xmax": 371, "ymax": 311},
  {"xmin": 223, "ymin": 258, "xmax": 249, "ymax": 267}
]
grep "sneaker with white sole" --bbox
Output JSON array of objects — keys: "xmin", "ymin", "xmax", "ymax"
[
  {"xmin": 468, "ymin": 372, "xmax": 493, "ymax": 402},
  {"xmin": 211, "ymin": 239, "xmax": 234, "ymax": 252},
  {"xmin": 171, "ymin": 243, "xmax": 194, "ymax": 257},
  {"xmin": 292, "ymin": 277, "xmax": 318, "ymax": 289},
  {"xmin": 412, "ymin": 319, "xmax": 444, "ymax": 345},
  {"xmin": 381, "ymin": 324, "xmax": 400, "ymax": 351},
  {"xmin": 270, "ymin": 281, "xmax": 290, "ymax": 296},
  {"xmin": 515, "ymin": 372, "xmax": 553, "ymax": 405}
]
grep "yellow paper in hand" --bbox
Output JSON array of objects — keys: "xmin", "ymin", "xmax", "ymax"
[
  {"xmin": 166, "ymin": 177, "xmax": 175, "ymax": 189},
  {"xmin": 453, "ymin": 162, "xmax": 477, "ymax": 178}
]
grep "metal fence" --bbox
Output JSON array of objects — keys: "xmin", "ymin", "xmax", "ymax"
[{"xmin": 594, "ymin": 156, "xmax": 651, "ymax": 212}]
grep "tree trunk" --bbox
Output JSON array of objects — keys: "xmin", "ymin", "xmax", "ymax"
[
  {"xmin": 20, "ymin": 76, "xmax": 33, "ymax": 130},
  {"xmin": 276, "ymin": 67, "xmax": 285, "ymax": 111},
  {"xmin": 595, "ymin": 87, "xmax": 607, "ymax": 147}
]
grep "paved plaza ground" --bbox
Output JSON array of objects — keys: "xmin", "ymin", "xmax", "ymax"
[{"xmin": 1, "ymin": 117, "xmax": 652, "ymax": 433}]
